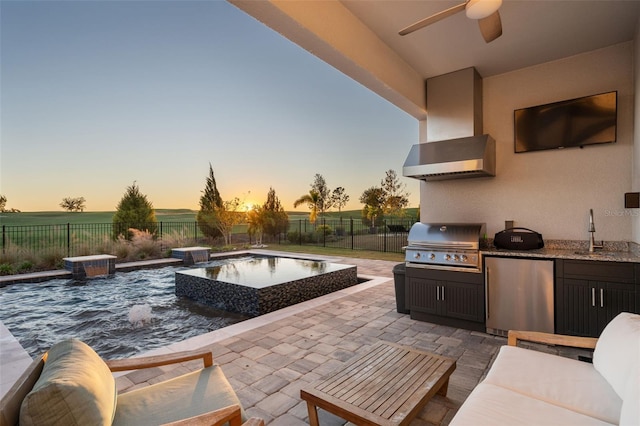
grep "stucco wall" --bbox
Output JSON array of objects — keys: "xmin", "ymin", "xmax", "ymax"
[{"xmin": 420, "ymin": 42, "xmax": 634, "ymax": 242}]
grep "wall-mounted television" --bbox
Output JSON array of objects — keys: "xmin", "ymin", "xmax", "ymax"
[{"xmin": 514, "ymin": 91, "xmax": 617, "ymax": 153}]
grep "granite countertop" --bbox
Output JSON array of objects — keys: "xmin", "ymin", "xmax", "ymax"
[{"xmin": 481, "ymin": 239, "xmax": 640, "ymax": 263}]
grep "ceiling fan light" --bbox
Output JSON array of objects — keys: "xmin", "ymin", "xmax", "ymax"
[{"xmin": 465, "ymin": 0, "xmax": 502, "ymax": 20}]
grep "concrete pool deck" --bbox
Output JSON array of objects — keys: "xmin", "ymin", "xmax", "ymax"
[{"xmin": 1, "ymin": 250, "xmax": 510, "ymax": 425}]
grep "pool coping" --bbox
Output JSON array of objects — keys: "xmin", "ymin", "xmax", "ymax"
[{"xmin": 0, "ymin": 249, "xmax": 391, "ymax": 396}]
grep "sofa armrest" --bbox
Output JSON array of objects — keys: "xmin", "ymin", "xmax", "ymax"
[
  {"xmin": 507, "ymin": 330, "xmax": 598, "ymax": 349},
  {"xmin": 105, "ymin": 349, "xmax": 213, "ymax": 372},
  {"xmin": 160, "ymin": 405, "xmax": 265, "ymax": 426}
]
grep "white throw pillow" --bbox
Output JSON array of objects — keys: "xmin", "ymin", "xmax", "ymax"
[{"xmin": 593, "ymin": 312, "xmax": 640, "ymax": 399}]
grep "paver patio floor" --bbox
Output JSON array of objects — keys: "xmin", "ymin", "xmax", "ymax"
[{"xmin": 114, "ymin": 254, "xmax": 507, "ymax": 425}]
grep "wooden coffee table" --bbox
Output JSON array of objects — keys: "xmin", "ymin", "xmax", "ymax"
[{"xmin": 300, "ymin": 341, "xmax": 456, "ymax": 426}]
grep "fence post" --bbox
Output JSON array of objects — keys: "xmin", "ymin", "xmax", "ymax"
[
  {"xmin": 298, "ymin": 220, "xmax": 302, "ymax": 245},
  {"xmin": 66, "ymin": 223, "xmax": 71, "ymax": 256},
  {"xmin": 350, "ymin": 217, "xmax": 354, "ymax": 250},
  {"xmin": 383, "ymin": 219, "xmax": 387, "ymax": 252},
  {"xmin": 322, "ymin": 217, "xmax": 326, "ymax": 247},
  {"xmin": 2, "ymin": 225, "xmax": 4, "ymax": 254}
]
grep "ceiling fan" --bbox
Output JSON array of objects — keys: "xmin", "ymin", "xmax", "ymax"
[{"xmin": 399, "ymin": 0, "xmax": 503, "ymax": 43}]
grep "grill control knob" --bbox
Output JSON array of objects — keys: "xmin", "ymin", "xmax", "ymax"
[
  {"xmin": 461, "ymin": 255, "xmax": 468, "ymax": 262},
  {"xmin": 429, "ymin": 253, "xmax": 435, "ymax": 260},
  {"xmin": 414, "ymin": 252, "xmax": 421, "ymax": 259},
  {"xmin": 453, "ymin": 255, "xmax": 460, "ymax": 261},
  {"xmin": 445, "ymin": 254, "xmax": 452, "ymax": 261}
]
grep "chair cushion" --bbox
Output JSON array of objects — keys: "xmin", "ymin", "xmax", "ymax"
[
  {"xmin": 593, "ymin": 312, "xmax": 640, "ymax": 398},
  {"xmin": 619, "ymin": 362, "xmax": 640, "ymax": 426},
  {"xmin": 19, "ymin": 339, "xmax": 116, "ymax": 425},
  {"xmin": 112, "ymin": 364, "xmax": 245, "ymax": 426},
  {"xmin": 483, "ymin": 345, "xmax": 621, "ymax": 424},
  {"xmin": 449, "ymin": 382, "xmax": 615, "ymax": 426}
]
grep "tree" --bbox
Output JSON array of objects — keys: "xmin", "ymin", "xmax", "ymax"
[
  {"xmin": 0, "ymin": 195, "xmax": 6, "ymax": 212},
  {"xmin": 380, "ymin": 169, "xmax": 410, "ymax": 217},
  {"xmin": 247, "ymin": 205, "xmax": 266, "ymax": 245},
  {"xmin": 112, "ymin": 182, "xmax": 157, "ymax": 239},
  {"xmin": 359, "ymin": 186, "xmax": 386, "ymax": 227},
  {"xmin": 261, "ymin": 187, "xmax": 289, "ymax": 238},
  {"xmin": 211, "ymin": 198, "xmax": 246, "ymax": 246},
  {"xmin": 330, "ymin": 187, "xmax": 349, "ymax": 213},
  {"xmin": 60, "ymin": 196, "xmax": 86, "ymax": 212},
  {"xmin": 293, "ymin": 189, "xmax": 320, "ymax": 224},
  {"xmin": 311, "ymin": 174, "xmax": 333, "ymax": 216},
  {"xmin": 196, "ymin": 164, "xmax": 224, "ymax": 240}
]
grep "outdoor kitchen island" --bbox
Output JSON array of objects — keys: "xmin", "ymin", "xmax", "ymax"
[{"xmin": 400, "ymin": 227, "xmax": 640, "ymax": 338}]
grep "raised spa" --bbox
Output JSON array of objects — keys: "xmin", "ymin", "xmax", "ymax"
[{"xmin": 175, "ymin": 256, "xmax": 358, "ymax": 317}]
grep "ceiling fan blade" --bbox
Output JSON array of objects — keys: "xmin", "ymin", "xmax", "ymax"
[
  {"xmin": 477, "ymin": 10, "xmax": 502, "ymax": 42},
  {"xmin": 399, "ymin": 2, "xmax": 466, "ymax": 36}
]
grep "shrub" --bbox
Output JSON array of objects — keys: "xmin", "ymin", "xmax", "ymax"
[
  {"xmin": 0, "ymin": 263, "xmax": 14, "ymax": 275},
  {"xmin": 17, "ymin": 261, "xmax": 34, "ymax": 273},
  {"xmin": 315, "ymin": 225, "xmax": 332, "ymax": 237}
]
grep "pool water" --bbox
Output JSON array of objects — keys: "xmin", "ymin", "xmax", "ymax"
[{"xmin": 0, "ymin": 259, "xmax": 252, "ymax": 359}]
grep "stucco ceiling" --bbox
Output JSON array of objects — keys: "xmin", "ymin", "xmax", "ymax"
[
  {"xmin": 230, "ymin": 0, "xmax": 640, "ymax": 119},
  {"xmin": 341, "ymin": 0, "xmax": 640, "ymax": 80}
]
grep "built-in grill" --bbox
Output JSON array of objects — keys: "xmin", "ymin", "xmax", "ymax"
[{"xmin": 405, "ymin": 222, "xmax": 486, "ymax": 272}]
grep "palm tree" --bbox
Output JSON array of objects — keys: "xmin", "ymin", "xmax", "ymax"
[{"xmin": 293, "ymin": 190, "xmax": 320, "ymax": 224}]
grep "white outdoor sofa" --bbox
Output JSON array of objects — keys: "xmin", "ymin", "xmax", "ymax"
[{"xmin": 450, "ymin": 312, "xmax": 640, "ymax": 426}]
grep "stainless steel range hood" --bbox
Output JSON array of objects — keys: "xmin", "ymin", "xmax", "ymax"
[
  {"xmin": 403, "ymin": 67, "xmax": 496, "ymax": 182},
  {"xmin": 403, "ymin": 135, "xmax": 496, "ymax": 181}
]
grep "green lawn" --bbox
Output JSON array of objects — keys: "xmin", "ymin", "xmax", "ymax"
[{"xmin": 0, "ymin": 208, "xmax": 418, "ymax": 226}]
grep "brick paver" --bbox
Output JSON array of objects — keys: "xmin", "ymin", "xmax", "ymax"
[{"xmin": 115, "ymin": 256, "xmax": 506, "ymax": 425}]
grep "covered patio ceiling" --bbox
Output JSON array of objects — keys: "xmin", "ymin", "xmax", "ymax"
[{"xmin": 229, "ymin": 0, "xmax": 640, "ymax": 120}]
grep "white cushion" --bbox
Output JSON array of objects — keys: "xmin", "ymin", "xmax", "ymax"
[
  {"xmin": 449, "ymin": 383, "xmax": 615, "ymax": 426},
  {"xmin": 619, "ymin": 362, "xmax": 640, "ymax": 426},
  {"xmin": 593, "ymin": 312, "xmax": 640, "ymax": 398},
  {"xmin": 483, "ymin": 345, "xmax": 621, "ymax": 424}
]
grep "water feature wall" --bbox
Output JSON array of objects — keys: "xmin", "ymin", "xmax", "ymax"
[
  {"xmin": 171, "ymin": 247, "xmax": 211, "ymax": 265},
  {"xmin": 175, "ymin": 264, "xmax": 358, "ymax": 317},
  {"xmin": 63, "ymin": 255, "xmax": 116, "ymax": 279}
]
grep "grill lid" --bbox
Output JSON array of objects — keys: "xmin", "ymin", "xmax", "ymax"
[{"xmin": 407, "ymin": 223, "xmax": 486, "ymax": 249}]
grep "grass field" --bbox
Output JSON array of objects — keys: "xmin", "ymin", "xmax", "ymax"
[{"xmin": 0, "ymin": 208, "xmax": 418, "ymax": 226}]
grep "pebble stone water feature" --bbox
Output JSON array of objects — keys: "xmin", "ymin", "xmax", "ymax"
[{"xmin": 175, "ymin": 256, "xmax": 358, "ymax": 317}]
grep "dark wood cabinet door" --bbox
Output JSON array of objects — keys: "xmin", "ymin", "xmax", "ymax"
[
  {"xmin": 558, "ymin": 278, "xmax": 636, "ymax": 337},
  {"xmin": 557, "ymin": 278, "xmax": 600, "ymax": 337},
  {"xmin": 441, "ymin": 280, "xmax": 484, "ymax": 322},
  {"xmin": 598, "ymin": 281, "xmax": 636, "ymax": 334},
  {"xmin": 407, "ymin": 276, "xmax": 440, "ymax": 316}
]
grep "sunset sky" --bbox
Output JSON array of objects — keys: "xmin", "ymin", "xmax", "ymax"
[{"xmin": 1, "ymin": 0, "xmax": 419, "ymax": 213}]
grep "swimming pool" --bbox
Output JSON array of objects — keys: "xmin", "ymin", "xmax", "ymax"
[
  {"xmin": 0, "ymin": 254, "xmax": 359, "ymax": 360},
  {"xmin": 0, "ymin": 258, "xmax": 255, "ymax": 359}
]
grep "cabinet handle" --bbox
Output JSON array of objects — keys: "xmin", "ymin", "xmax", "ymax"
[
  {"xmin": 442, "ymin": 286, "xmax": 445, "ymax": 301},
  {"xmin": 592, "ymin": 287, "xmax": 596, "ymax": 307},
  {"xmin": 486, "ymin": 267, "xmax": 491, "ymax": 319},
  {"xmin": 600, "ymin": 288, "xmax": 604, "ymax": 308},
  {"xmin": 437, "ymin": 286, "xmax": 440, "ymax": 301}
]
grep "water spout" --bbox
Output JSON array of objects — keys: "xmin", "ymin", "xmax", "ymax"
[
  {"xmin": 83, "ymin": 261, "xmax": 109, "ymax": 277},
  {"xmin": 191, "ymin": 250, "xmax": 209, "ymax": 264}
]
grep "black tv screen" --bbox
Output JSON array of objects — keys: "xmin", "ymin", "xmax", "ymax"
[{"xmin": 514, "ymin": 91, "xmax": 617, "ymax": 153}]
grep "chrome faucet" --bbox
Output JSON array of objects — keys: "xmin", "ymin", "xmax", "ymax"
[{"xmin": 588, "ymin": 209, "xmax": 603, "ymax": 252}]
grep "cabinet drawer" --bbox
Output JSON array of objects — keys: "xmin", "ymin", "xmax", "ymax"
[{"xmin": 562, "ymin": 260, "xmax": 635, "ymax": 283}]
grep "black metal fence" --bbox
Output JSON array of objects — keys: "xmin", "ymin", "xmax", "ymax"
[{"xmin": 0, "ymin": 218, "xmax": 415, "ymax": 261}]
